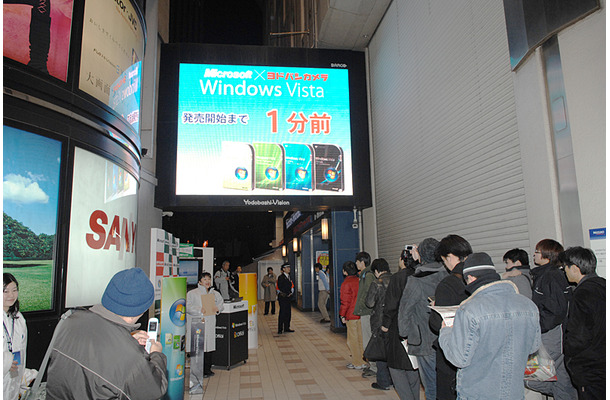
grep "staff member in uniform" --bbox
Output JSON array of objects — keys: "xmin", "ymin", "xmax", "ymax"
[{"xmin": 276, "ymin": 264, "xmax": 295, "ymax": 334}]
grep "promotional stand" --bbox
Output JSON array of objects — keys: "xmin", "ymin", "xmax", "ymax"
[
  {"xmin": 239, "ymin": 273, "xmax": 259, "ymax": 349},
  {"xmin": 214, "ymin": 300, "xmax": 248, "ymax": 369},
  {"xmin": 160, "ymin": 277, "xmax": 187, "ymax": 400},
  {"xmin": 189, "ymin": 321, "xmax": 205, "ymax": 394}
]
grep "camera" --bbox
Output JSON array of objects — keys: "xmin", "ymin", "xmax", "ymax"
[{"xmin": 400, "ymin": 245, "xmax": 415, "ymax": 262}]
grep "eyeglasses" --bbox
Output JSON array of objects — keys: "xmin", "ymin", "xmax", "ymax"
[{"xmin": 534, "ymin": 250, "xmax": 541, "ymax": 254}]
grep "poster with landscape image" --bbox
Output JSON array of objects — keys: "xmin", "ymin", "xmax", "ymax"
[{"xmin": 3, "ymin": 126, "xmax": 62, "ymax": 312}]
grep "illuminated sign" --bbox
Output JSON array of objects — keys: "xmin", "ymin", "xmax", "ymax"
[{"xmin": 176, "ymin": 63, "xmax": 353, "ymax": 197}]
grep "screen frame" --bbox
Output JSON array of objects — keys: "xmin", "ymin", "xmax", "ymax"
[{"xmin": 155, "ymin": 43, "xmax": 372, "ymax": 211}]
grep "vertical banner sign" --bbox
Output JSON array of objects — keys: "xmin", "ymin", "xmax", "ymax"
[
  {"xmin": 589, "ymin": 228, "xmax": 606, "ymax": 278},
  {"xmin": 150, "ymin": 228, "xmax": 179, "ymax": 316},
  {"xmin": 239, "ymin": 273, "xmax": 258, "ymax": 349},
  {"xmin": 161, "ymin": 277, "xmax": 187, "ymax": 400}
]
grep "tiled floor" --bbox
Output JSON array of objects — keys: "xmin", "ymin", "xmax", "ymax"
[{"xmin": 185, "ymin": 301, "xmax": 416, "ymax": 399}]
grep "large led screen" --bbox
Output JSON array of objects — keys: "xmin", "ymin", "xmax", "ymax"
[
  {"xmin": 3, "ymin": 126, "xmax": 62, "ymax": 312},
  {"xmin": 156, "ymin": 45, "xmax": 372, "ymax": 210},
  {"xmin": 177, "ymin": 63, "xmax": 353, "ymax": 196},
  {"xmin": 66, "ymin": 147, "xmax": 138, "ymax": 307}
]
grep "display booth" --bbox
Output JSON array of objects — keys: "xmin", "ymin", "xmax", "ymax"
[{"xmin": 214, "ymin": 300, "xmax": 248, "ymax": 369}]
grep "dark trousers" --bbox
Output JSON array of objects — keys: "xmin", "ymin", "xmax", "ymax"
[
  {"xmin": 278, "ymin": 296, "xmax": 291, "ymax": 332},
  {"xmin": 576, "ymin": 384, "xmax": 605, "ymax": 400},
  {"xmin": 264, "ymin": 300, "xmax": 276, "ymax": 315},
  {"xmin": 204, "ymin": 350, "xmax": 214, "ymax": 374}
]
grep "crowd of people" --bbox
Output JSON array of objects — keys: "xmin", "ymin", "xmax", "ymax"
[
  {"xmin": 2, "ymin": 236, "xmax": 604, "ymax": 400},
  {"xmin": 336, "ymin": 236, "xmax": 605, "ymax": 400}
]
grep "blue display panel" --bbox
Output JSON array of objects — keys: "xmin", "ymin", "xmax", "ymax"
[{"xmin": 176, "ymin": 63, "xmax": 353, "ymax": 196}]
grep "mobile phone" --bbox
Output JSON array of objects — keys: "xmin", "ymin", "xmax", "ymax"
[
  {"xmin": 313, "ymin": 144, "xmax": 344, "ymax": 192},
  {"xmin": 253, "ymin": 143, "xmax": 285, "ymax": 191},
  {"xmin": 222, "ymin": 142, "xmax": 254, "ymax": 191},
  {"xmin": 283, "ymin": 143, "xmax": 313, "ymax": 191},
  {"xmin": 145, "ymin": 318, "xmax": 159, "ymax": 353}
]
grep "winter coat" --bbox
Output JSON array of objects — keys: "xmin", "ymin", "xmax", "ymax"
[
  {"xmin": 503, "ymin": 267, "xmax": 532, "ymax": 299},
  {"xmin": 563, "ymin": 274, "xmax": 606, "ymax": 387},
  {"xmin": 214, "ymin": 269, "xmax": 231, "ymax": 300},
  {"xmin": 382, "ymin": 266, "xmax": 416, "ymax": 370},
  {"xmin": 46, "ymin": 304, "xmax": 168, "ymax": 400},
  {"xmin": 531, "ymin": 263, "xmax": 572, "ymax": 333},
  {"xmin": 339, "ymin": 275, "xmax": 360, "ymax": 320},
  {"xmin": 398, "ymin": 261, "xmax": 448, "ymax": 356},
  {"xmin": 365, "ymin": 272, "xmax": 392, "ymax": 333},
  {"xmin": 261, "ymin": 273, "xmax": 277, "ymax": 301},
  {"xmin": 353, "ymin": 266, "xmax": 375, "ymax": 316},
  {"xmin": 3, "ymin": 311, "xmax": 31, "ymax": 400},
  {"xmin": 186, "ymin": 285, "xmax": 225, "ymax": 352},
  {"xmin": 439, "ymin": 280, "xmax": 541, "ymax": 400}
]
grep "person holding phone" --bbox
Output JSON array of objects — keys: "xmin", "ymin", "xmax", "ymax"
[
  {"xmin": 3, "ymin": 273, "xmax": 35, "ymax": 400},
  {"xmin": 46, "ymin": 268, "xmax": 168, "ymax": 399}
]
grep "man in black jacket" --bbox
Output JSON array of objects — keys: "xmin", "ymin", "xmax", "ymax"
[
  {"xmin": 559, "ymin": 247, "xmax": 605, "ymax": 400},
  {"xmin": 277, "ymin": 263, "xmax": 295, "ymax": 334},
  {"xmin": 47, "ymin": 268, "xmax": 168, "ymax": 400},
  {"xmin": 526, "ymin": 239, "xmax": 577, "ymax": 400},
  {"xmin": 380, "ymin": 252, "xmax": 420, "ymax": 399}
]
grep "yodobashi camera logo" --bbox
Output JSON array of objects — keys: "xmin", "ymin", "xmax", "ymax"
[{"xmin": 169, "ymin": 299, "xmax": 186, "ymax": 326}]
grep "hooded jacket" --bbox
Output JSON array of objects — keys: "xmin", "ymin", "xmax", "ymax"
[
  {"xmin": 398, "ymin": 261, "xmax": 448, "ymax": 356},
  {"xmin": 46, "ymin": 304, "xmax": 168, "ymax": 400}
]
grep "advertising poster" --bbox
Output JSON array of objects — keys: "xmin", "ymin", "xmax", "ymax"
[
  {"xmin": 3, "ymin": 126, "xmax": 62, "ymax": 311},
  {"xmin": 79, "ymin": 0, "xmax": 144, "ymax": 132},
  {"xmin": 160, "ymin": 277, "xmax": 187, "ymax": 400},
  {"xmin": 109, "ymin": 61, "xmax": 142, "ymax": 134},
  {"xmin": 3, "ymin": 0, "xmax": 73, "ymax": 81},
  {"xmin": 176, "ymin": 64, "xmax": 353, "ymax": 196},
  {"xmin": 150, "ymin": 228, "xmax": 180, "ymax": 304},
  {"xmin": 589, "ymin": 228, "xmax": 606, "ymax": 278},
  {"xmin": 239, "ymin": 273, "xmax": 259, "ymax": 349},
  {"xmin": 66, "ymin": 147, "xmax": 138, "ymax": 307},
  {"xmin": 316, "ymin": 250, "xmax": 330, "ymax": 267}
]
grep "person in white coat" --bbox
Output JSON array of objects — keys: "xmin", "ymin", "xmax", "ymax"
[
  {"xmin": 186, "ymin": 272, "xmax": 224, "ymax": 378},
  {"xmin": 3, "ymin": 273, "xmax": 36, "ymax": 400}
]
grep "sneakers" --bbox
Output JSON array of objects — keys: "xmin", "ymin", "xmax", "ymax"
[
  {"xmin": 346, "ymin": 363, "xmax": 368, "ymax": 370},
  {"xmin": 371, "ymin": 382, "xmax": 391, "ymax": 391},
  {"xmin": 361, "ymin": 368, "xmax": 376, "ymax": 377}
]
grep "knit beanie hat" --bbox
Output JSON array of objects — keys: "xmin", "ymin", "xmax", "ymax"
[
  {"xmin": 102, "ymin": 268, "xmax": 154, "ymax": 317},
  {"xmin": 463, "ymin": 253, "xmax": 499, "ymax": 279},
  {"xmin": 418, "ymin": 238, "xmax": 440, "ymax": 264}
]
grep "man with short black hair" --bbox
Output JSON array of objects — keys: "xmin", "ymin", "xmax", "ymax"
[
  {"xmin": 315, "ymin": 263, "xmax": 330, "ymax": 323},
  {"xmin": 277, "ymin": 263, "xmax": 295, "ymax": 334},
  {"xmin": 559, "ymin": 247, "xmax": 605, "ymax": 400},
  {"xmin": 502, "ymin": 248, "xmax": 532, "ymax": 298}
]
